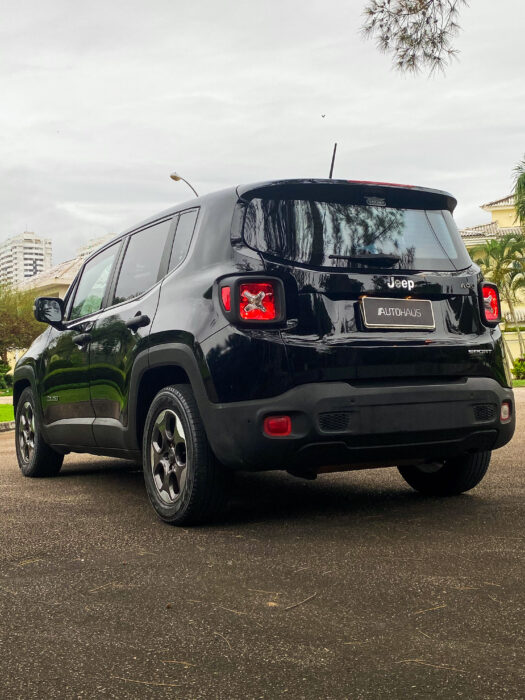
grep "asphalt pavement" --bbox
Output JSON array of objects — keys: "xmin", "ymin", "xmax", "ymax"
[{"xmin": 1, "ymin": 393, "xmax": 524, "ymax": 699}]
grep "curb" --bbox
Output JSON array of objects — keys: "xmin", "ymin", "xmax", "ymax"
[{"xmin": 0, "ymin": 421, "xmax": 15, "ymax": 432}]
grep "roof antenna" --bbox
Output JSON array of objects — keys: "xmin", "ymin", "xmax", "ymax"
[{"xmin": 329, "ymin": 142, "xmax": 337, "ymax": 179}]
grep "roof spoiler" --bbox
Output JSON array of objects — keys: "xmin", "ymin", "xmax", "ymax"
[{"xmin": 237, "ymin": 179, "xmax": 457, "ymax": 213}]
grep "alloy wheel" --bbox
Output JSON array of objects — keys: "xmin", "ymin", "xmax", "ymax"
[
  {"xmin": 18, "ymin": 401, "xmax": 36, "ymax": 463},
  {"xmin": 150, "ymin": 409, "xmax": 188, "ymax": 504}
]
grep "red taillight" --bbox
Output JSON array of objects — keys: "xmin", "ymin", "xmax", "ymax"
[
  {"xmin": 482, "ymin": 284, "xmax": 501, "ymax": 323},
  {"xmin": 239, "ymin": 282, "xmax": 276, "ymax": 321},
  {"xmin": 263, "ymin": 415, "xmax": 292, "ymax": 436},
  {"xmin": 221, "ymin": 286, "xmax": 231, "ymax": 311},
  {"xmin": 218, "ymin": 276, "xmax": 284, "ymax": 324}
]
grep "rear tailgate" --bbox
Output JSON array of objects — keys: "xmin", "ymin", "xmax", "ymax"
[
  {"xmin": 267, "ymin": 264, "xmax": 499, "ymax": 384},
  {"xmin": 238, "ymin": 180, "xmax": 506, "ymax": 385}
]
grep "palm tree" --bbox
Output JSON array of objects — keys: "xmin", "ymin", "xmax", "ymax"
[
  {"xmin": 469, "ymin": 233, "xmax": 525, "ymax": 356},
  {"xmin": 514, "ymin": 155, "xmax": 525, "ymax": 226}
]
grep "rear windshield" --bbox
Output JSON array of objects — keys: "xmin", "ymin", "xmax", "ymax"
[{"xmin": 243, "ymin": 198, "xmax": 471, "ymax": 271}]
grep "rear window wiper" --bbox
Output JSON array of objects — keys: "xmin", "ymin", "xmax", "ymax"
[{"xmin": 328, "ymin": 253, "xmax": 400, "ymax": 267}]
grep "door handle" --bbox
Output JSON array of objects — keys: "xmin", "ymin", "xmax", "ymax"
[
  {"xmin": 72, "ymin": 332, "xmax": 92, "ymax": 346},
  {"xmin": 125, "ymin": 313, "xmax": 151, "ymax": 330}
]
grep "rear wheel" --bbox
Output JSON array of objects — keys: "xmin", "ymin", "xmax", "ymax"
[
  {"xmin": 398, "ymin": 451, "xmax": 491, "ymax": 496},
  {"xmin": 15, "ymin": 387, "xmax": 64, "ymax": 477},
  {"xmin": 142, "ymin": 384, "xmax": 229, "ymax": 525}
]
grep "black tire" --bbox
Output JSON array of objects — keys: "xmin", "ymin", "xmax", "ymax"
[
  {"xmin": 398, "ymin": 451, "xmax": 491, "ymax": 496},
  {"xmin": 15, "ymin": 387, "xmax": 64, "ymax": 478},
  {"xmin": 142, "ymin": 384, "xmax": 229, "ymax": 525}
]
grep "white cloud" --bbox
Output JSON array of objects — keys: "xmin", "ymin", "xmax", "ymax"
[{"xmin": 0, "ymin": 0, "xmax": 524, "ymax": 262}]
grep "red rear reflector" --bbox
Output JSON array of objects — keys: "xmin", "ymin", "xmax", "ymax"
[
  {"xmin": 482, "ymin": 284, "xmax": 501, "ymax": 323},
  {"xmin": 264, "ymin": 415, "xmax": 292, "ymax": 436},
  {"xmin": 500, "ymin": 401, "xmax": 512, "ymax": 423},
  {"xmin": 221, "ymin": 286, "xmax": 231, "ymax": 311},
  {"xmin": 240, "ymin": 282, "xmax": 276, "ymax": 320}
]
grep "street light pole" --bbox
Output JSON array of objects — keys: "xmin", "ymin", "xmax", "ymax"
[{"xmin": 169, "ymin": 172, "xmax": 199, "ymax": 197}]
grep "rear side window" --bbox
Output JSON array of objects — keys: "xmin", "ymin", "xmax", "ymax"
[
  {"xmin": 113, "ymin": 219, "xmax": 172, "ymax": 304},
  {"xmin": 168, "ymin": 209, "xmax": 198, "ymax": 272},
  {"xmin": 243, "ymin": 199, "xmax": 470, "ymax": 271},
  {"xmin": 70, "ymin": 243, "xmax": 120, "ymax": 320},
  {"xmin": 426, "ymin": 210, "xmax": 466, "ymax": 261}
]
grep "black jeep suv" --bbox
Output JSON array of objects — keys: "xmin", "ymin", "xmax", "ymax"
[{"xmin": 14, "ymin": 179, "xmax": 515, "ymax": 524}]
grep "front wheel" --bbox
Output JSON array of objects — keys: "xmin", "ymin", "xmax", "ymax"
[
  {"xmin": 142, "ymin": 384, "xmax": 229, "ymax": 525},
  {"xmin": 15, "ymin": 387, "xmax": 64, "ymax": 478},
  {"xmin": 398, "ymin": 451, "xmax": 491, "ymax": 496}
]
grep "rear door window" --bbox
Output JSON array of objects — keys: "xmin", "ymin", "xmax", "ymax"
[
  {"xmin": 113, "ymin": 218, "xmax": 172, "ymax": 304},
  {"xmin": 243, "ymin": 199, "xmax": 470, "ymax": 271}
]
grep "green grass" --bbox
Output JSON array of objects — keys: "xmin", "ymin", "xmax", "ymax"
[
  {"xmin": 0, "ymin": 389, "xmax": 13, "ymax": 397},
  {"xmin": 513, "ymin": 379, "xmax": 525, "ymax": 388},
  {"xmin": 0, "ymin": 405, "xmax": 14, "ymax": 422}
]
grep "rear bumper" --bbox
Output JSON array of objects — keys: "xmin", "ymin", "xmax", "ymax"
[{"xmin": 201, "ymin": 378, "xmax": 515, "ymax": 471}]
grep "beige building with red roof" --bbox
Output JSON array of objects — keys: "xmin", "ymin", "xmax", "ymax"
[
  {"xmin": 17, "ymin": 234, "xmax": 114, "ymax": 298},
  {"xmin": 459, "ymin": 194, "xmax": 525, "ymax": 345},
  {"xmin": 460, "ymin": 194, "xmax": 523, "ymax": 247}
]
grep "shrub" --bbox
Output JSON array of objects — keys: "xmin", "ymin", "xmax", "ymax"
[
  {"xmin": 512, "ymin": 358, "xmax": 525, "ymax": 380},
  {"xmin": 0, "ymin": 362, "xmax": 10, "ymax": 391}
]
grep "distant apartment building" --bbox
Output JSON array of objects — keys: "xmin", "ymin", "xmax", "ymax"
[
  {"xmin": 17, "ymin": 232, "xmax": 114, "ymax": 299},
  {"xmin": 0, "ymin": 231, "xmax": 53, "ymax": 286}
]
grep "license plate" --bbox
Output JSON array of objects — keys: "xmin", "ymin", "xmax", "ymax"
[{"xmin": 361, "ymin": 297, "xmax": 435, "ymax": 329}]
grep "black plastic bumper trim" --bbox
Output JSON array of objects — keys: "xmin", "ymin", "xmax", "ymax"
[{"xmin": 199, "ymin": 377, "xmax": 515, "ymax": 470}]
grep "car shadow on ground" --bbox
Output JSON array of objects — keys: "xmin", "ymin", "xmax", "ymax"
[
  {"xmin": 55, "ymin": 457, "xmax": 492, "ymax": 529},
  {"xmin": 223, "ymin": 469, "xmax": 489, "ymax": 527},
  {"xmin": 56, "ymin": 460, "xmax": 141, "ymax": 478}
]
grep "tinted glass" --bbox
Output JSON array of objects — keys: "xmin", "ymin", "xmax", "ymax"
[
  {"xmin": 168, "ymin": 210, "xmax": 198, "ymax": 272},
  {"xmin": 244, "ymin": 199, "xmax": 471, "ymax": 271},
  {"xmin": 427, "ymin": 210, "xmax": 470, "ymax": 261},
  {"xmin": 70, "ymin": 243, "xmax": 119, "ymax": 320},
  {"xmin": 113, "ymin": 219, "xmax": 172, "ymax": 304}
]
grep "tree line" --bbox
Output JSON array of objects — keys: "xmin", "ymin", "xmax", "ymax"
[{"xmin": 0, "ymin": 284, "xmax": 44, "ymax": 366}]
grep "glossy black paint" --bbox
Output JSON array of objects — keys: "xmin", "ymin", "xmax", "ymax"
[{"xmin": 14, "ymin": 179, "xmax": 515, "ymax": 470}]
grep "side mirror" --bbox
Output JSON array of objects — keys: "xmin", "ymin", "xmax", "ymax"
[{"xmin": 34, "ymin": 297, "xmax": 65, "ymax": 327}]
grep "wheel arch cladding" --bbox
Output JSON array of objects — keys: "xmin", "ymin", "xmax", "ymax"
[
  {"xmin": 135, "ymin": 364, "xmax": 191, "ymax": 447},
  {"xmin": 13, "ymin": 379, "xmax": 32, "ymax": 412}
]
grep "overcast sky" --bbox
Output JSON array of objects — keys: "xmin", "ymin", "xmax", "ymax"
[{"xmin": 1, "ymin": 0, "xmax": 524, "ymax": 263}]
